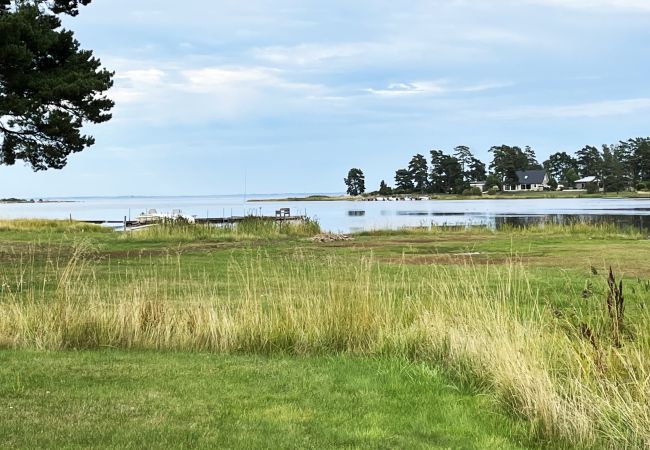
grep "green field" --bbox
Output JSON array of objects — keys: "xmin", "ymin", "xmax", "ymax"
[{"xmin": 0, "ymin": 218, "xmax": 649, "ymax": 449}]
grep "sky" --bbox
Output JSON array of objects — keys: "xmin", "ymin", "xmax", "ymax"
[{"xmin": 2, "ymin": 0, "xmax": 650, "ymax": 197}]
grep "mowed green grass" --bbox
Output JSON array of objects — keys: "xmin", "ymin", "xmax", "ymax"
[{"xmin": 0, "ymin": 351, "xmax": 533, "ymax": 450}]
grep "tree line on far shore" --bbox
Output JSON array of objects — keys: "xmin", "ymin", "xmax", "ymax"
[{"xmin": 344, "ymin": 137, "xmax": 650, "ymax": 196}]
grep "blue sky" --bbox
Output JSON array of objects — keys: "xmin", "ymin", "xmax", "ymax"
[{"xmin": 2, "ymin": 0, "xmax": 650, "ymax": 197}]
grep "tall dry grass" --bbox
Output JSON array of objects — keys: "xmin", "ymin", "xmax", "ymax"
[
  {"xmin": 0, "ymin": 244, "xmax": 648, "ymax": 448},
  {"xmin": 0, "ymin": 219, "xmax": 111, "ymax": 233},
  {"xmin": 124, "ymin": 216, "xmax": 321, "ymax": 241}
]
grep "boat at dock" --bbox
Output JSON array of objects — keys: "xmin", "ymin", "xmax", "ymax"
[{"xmin": 135, "ymin": 209, "xmax": 197, "ymax": 224}]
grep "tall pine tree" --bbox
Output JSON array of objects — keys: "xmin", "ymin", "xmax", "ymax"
[{"xmin": 0, "ymin": 1, "xmax": 113, "ymax": 170}]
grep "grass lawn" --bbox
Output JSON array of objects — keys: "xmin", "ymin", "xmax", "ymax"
[
  {"xmin": 0, "ymin": 351, "xmax": 533, "ymax": 449},
  {"xmin": 0, "ymin": 219, "xmax": 649, "ymax": 448}
]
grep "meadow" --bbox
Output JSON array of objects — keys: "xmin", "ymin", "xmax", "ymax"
[{"xmin": 0, "ymin": 218, "xmax": 649, "ymax": 449}]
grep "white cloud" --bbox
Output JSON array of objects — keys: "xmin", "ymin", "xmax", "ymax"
[
  {"xmin": 366, "ymin": 82, "xmax": 447, "ymax": 97},
  {"xmin": 252, "ymin": 42, "xmax": 377, "ymax": 66},
  {"xmin": 366, "ymin": 81, "xmax": 511, "ymax": 97},
  {"xmin": 108, "ymin": 62, "xmax": 325, "ymax": 124},
  {"xmin": 181, "ymin": 67, "xmax": 321, "ymax": 94}
]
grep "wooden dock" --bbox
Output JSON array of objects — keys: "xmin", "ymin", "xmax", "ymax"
[{"xmin": 79, "ymin": 215, "xmax": 307, "ymax": 228}]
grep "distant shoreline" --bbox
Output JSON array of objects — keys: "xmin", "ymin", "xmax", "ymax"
[
  {"xmin": 249, "ymin": 191, "xmax": 650, "ymax": 202},
  {"xmin": 0, "ymin": 198, "xmax": 75, "ymax": 204}
]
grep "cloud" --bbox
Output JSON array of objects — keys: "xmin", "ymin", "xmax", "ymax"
[
  {"xmin": 366, "ymin": 81, "xmax": 511, "ymax": 97},
  {"xmin": 108, "ymin": 61, "xmax": 325, "ymax": 124},
  {"xmin": 252, "ymin": 42, "xmax": 378, "ymax": 66},
  {"xmin": 181, "ymin": 67, "xmax": 320, "ymax": 93}
]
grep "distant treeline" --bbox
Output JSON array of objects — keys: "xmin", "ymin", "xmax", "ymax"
[{"xmin": 344, "ymin": 137, "xmax": 650, "ymax": 195}]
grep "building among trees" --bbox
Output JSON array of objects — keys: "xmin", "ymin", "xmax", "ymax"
[
  {"xmin": 574, "ymin": 176, "xmax": 598, "ymax": 190},
  {"xmin": 503, "ymin": 170, "xmax": 549, "ymax": 192}
]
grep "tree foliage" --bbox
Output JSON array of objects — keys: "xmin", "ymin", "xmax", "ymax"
[
  {"xmin": 489, "ymin": 145, "xmax": 529, "ymax": 187},
  {"xmin": 0, "ymin": 0, "xmax": 113, "ymax": 170},
  {"xmin": 355, "ymin": 136, "xmax": 648, "ymax": 196},
  {"xmin": 408, "ymin": 153, "xmax": 429, "ymax": 193},
  {"xmin": 543, "ymin": 152, "xmax": 578, "ymax": 186},
  {"xmin": 453, "ymin": 145, "xmax": 472, "ymax": 173},
  {"xmin": 344, "ymin": 168, "xmax": 365, "ymax": 196},
  {"xmin": 575, "ymin": 145, "xmax": 603, "ymax": 178},
  {"xmin": 601, "ymin": 145, "xmax": 626, "ymax": 193},
  {"xmin": 430, "ymin": 149, "xmax": 465, "ymax": 194},
  {"xmin": 394, "ymin": 168, "xmax": 414, "ymax": 193},
  {"xmin": 467, "ymin": 157, "xmax": 486, "ymax": 182},
  {"xmin": 378, "ymin": 180, "xmax": 392, "ymax": 196}
]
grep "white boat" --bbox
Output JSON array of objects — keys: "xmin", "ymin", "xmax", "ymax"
[{"xmin": 136, "ymin": 209, "xmax": 196, "ymax": 224}]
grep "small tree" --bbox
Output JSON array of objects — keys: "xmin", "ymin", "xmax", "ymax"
[
  {"xmin": 344, "ymin": 168, "xmax": 365, "ymax": 196},
  {"xmin": 378, "ymin": 180, "xmax": 392, "ymax": 196},
  {"xmin": 563, "ymin": 168, "xmax": 579, "ymax": 188},
  {"xmin": 484, "ymin": 173, "xmax": 502, "ymax": 191}
]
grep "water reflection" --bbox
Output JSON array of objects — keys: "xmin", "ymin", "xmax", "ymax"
[
  {"xmin": 494, "ymin": 214, "xmax": 650, "ymax": 231},
  {"xmin": 346, "ymin": 209, "xmax": 650, "ymax": 232}
]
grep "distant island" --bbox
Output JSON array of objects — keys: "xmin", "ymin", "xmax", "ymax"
[{"xmin": 0, "ymin": 198, "xmax": 73, "ymax": 204}]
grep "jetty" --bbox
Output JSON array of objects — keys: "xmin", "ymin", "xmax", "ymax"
[{"xmin": 78, "ymin": 213, "xmax": 307, "ymax": 230}]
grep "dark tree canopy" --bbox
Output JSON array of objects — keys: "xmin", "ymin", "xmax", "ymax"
[
  {"xmin": 575, "ymin": 145, "xmax": 602, "ymax": 178},
  {"xmin": 0, "ymin": 0, "xmax": 113, "ymax": 171},
  {"xmin": 543, "ymin": 151, "xmax": 578, "ymax": 186},
  {"xmin": 602, "ymin": 145, "xmax": 626, "ymax": 193},
  {"xmin": 408, "ymin": 153, "xmax": 428, "ymax": 193},
  {"xmin": 394, "ymin": 168, "xmax": 414, "ymax": 193},
  {"xmin": 631, "ymin": 138, "xmax": 650, "ymax": 182},
  {"xmin": 489, "ymin": 145, "xmax": 529, "ymax": 187},
  {"xmin": 344, "ymin": 168, "xmax": 365, "ymax": 196},
  {"xmin": 378, "ymin": 180, "xmax": 392, "ymax": 196},
  {"xmin": 523, "ymin": 146, "xmax": 542, "ymax": 170},
  {"xmin": 467, "ymin": 157, "xmax": 486, "ymax": 182},
  {"xmin": 430, "ymin": 150, "xmax": 465, "ymax": 194}
]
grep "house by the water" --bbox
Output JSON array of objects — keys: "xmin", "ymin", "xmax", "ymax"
[
  {"xmin": 575, "ymin": 176, "xmax": 597, "ymax": 190},
  {"xmin": 503, "ymin": 170, "xmax": 549, "ymax": 192}
]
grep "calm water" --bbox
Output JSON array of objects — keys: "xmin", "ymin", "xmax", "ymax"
[{"xmin": 1, "ymin": 194, "xmax": 650, "ymax": 233}]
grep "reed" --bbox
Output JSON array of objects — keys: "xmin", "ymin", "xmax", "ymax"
[
  {"xmin": 0, "ymin": 219, "xmax": 111, "ymax": 233},
  {"xmin": 0, "ymin": 245, "xmax": 648, "ymax": 448},
  {"xmin": 124, "ymin": 217, "xmax": 321, "ymax": 242},
  {"xmin": 359, "ymin": 221, "xmax": 645, "ymax": 239}
]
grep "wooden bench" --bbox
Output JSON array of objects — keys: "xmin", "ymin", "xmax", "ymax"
[{"xmin": 275, "ymin": 208, "xmax": 291, "ymax": 218}]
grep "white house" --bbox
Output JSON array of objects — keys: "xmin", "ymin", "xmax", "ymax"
[
  {"xmin": 575, "ymin": 176, "xmax": 597, "ymax": 190},
  {"xmin": 469, "ymin": 180, "xmax": 487, "ymax": 191},
  {"xmin": 503, "ymin": 170, "xmax": 549, "ymax": 192}
]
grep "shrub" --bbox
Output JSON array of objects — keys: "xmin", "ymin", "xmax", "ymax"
[
  {"xmin": 636, "ymin": 182, "xmax": 647, "ymax": 191},
  {"xmin": 462, "ymin": 187, "xmax": 483, "ymax": 196},
  {"xmin": 487, "ymin": 186, "xmax": 499, "ymax": 195},
  {"xmin": 585, "ymin": 182, "xmax": 599, "ymax": 194}
]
